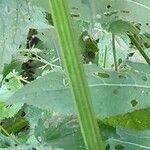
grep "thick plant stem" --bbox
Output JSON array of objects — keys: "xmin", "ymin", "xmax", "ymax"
[
  {"xmin": 112, "ymin": 34, "xmax": 118, "ymax": 71},
  {"xmin": 49, "ymin": 0, "xmax": 103, "ymax": 149},
  {"xmin": 128, "ymin": 34, "xmax": 150, "ymax": 65}
]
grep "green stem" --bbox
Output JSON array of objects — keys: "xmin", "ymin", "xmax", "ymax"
[
  {"xmin": 49, "ymin": 0, "xmax": 103, "ymax": 149},
  {"xmin": 128, "ymin": 34, "xmax": 150, "ymax": 65},
  {"xmin": 112, "ymin": 34, "xmax": 118, "ymax": 71}
]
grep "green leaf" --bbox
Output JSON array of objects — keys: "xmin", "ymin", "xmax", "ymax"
[
  {"xmin": 0, "ymin": 132, "xmax": 16, "ymax": 148},
  {"xmin": 0, "ymin": 144, "xmax": 63, "ymax": 150},
  {"xmin": 107, "ymin": 127, "xmax": 150, "ymax": 150},
  {"xmin": 126, "ymin": 61, "xmax": 150, "ymax": 74},
  {"xmin": 0, "ymin": 0, "xmax": 49, "ymax": 73},
  {"xmin": 30, "ymin": 0, "xmax": 50, "ymax": 13},
  {"xmin": 34, "ymin": 114, "xmax": 85, "ymax": 150},
  {"xmin": 8, "ymin": 62, "xmax": 150, "ymax": 118},
  {"xmin": 102, "ymin": 107, "xmax": 150, "ymax": 130},
  {"xmin": 108, "ymin": 20, "xmax": 140, "ymax": 34},
  {"xmin": 36, "ymin": 28, "xmax": 60, "ymax": 66},
  {"xmin": 0, "ymin": 60, "xmax": 22, "ymax": 86},
  {"xmin": 0, "ymin": 102, "xmax": 23, "ymax": 121},
  {"xmin": 79, "ymin": 31, "xmax": 99, "ymax": 53},
  {"xmin": 68, "ymin": 0, "xmax": 94, "ymax": 22},
  {"xmin": 94, "ymin": 0, "xmax": 150, "ymax": 33}
]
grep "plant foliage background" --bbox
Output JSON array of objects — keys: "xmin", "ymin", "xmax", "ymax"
[{"xmin": 0, "ymin": 0, "xmax": 150, "ymax": 149}]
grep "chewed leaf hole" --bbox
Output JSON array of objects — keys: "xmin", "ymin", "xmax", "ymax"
[
  {"xmin": 142, "ymin": 76, "xmax": 148, "ymax": 81},
  {"xmin": 115, "ymin": 144, "xmax": 125, "ymax": 149},
  {"xmin": 131, "ymin": 99, "xmax": 138, "ymax": 107},
  {"xmin": 107, "ymin": 5, "xmax": 111, "ymax": 9},
  {"xmin": 118, "ymin": 75, "xmax": 126, "ymax": 79},
  {"xmin": 98, "ymin": 72, "xmax": 110, "ymax": 78}
]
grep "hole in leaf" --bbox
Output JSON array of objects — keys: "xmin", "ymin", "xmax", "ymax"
[
  {"xmin": 5, "ymin": 78, "xmax": 9, "ymax": 82},
  {"xmin": 105, "ymin": 144, "xmax": 110, "ymax": 150},
  {"xmin": 98, "ymin": 72, "xmax": 110, "ymax": 78},
  {"xmin": 115, "ymin": 144, "xmax": 125, "ymax": 149},
  {"xmin": 131, "ymin": 99, "xmax": 138, "ymax": 107},
  {"xmin": 142, "ymin": 76, "xmax": 148, "ymax": 81},
  {"xmin": 107, "ymin": 5, "xmax": 111, "ymax": 9},
  {"xmin": 118, "ymin": 75, "xmax": 126, "ymax": 79},
  {"xmin": 127, "ymin": 52, "xmax": 134, "ymax": 58},
  {"xmin": 21, "ymin": 111, "xmax": 26, "ymax": 117}
]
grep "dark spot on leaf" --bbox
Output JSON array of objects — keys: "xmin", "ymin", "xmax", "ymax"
[
  {"xmin": 19, "ymin": 45, "xmax": 22, "ymax": 48},
  {"xmin": 5, "ymin": 78, "xmax": 9, "ymax": 82},
  {"xmin": 37, "ymin": 56, "xmax": 41, "ymax": 60},
  {"xmin": 146, "ymin": 23, "xmax": 149, "ymax": 26},
  {"xmin": 14, "ymin": 144, "xmax": 18, "ymax": 147},
  {"xmin": 105, "ymin": 144, "xmax": 110, "ymax": 150},
  {"xmin": 118, "ymin": 58, "xmax": 122, "ymax": 65},
  {"xmin": 107, "ymin": 5, "xmax": 111, "ymax": 9},
  {"xmin": 127, "ymin": 52, "xmax": 134, "ymax": 58},
  {"xmin": 96, "ymin": 38, "xmax": 100, "ymax": 43},
  {"xmin": 42, "ymin": 32, "xmax": 44, "ymax": 35},
  {"xmin": 98, "ymin": 72, "xmax": 110, "ymax": 78},
  {"xmin": 32, "ymin": 148, "xmax": 36, "ymax": 150},
  {"xmin": 7, "ymin": 88, "xmax": 11, "ymax": 91},
  {"xmin": 21, "ymin": 111, "xmax": 26, "ymax": 117},
  {"xmin": 121, "ymin": 10, "xmax": 130, "ymax": 13},
  {"xmin": 24, "ymin": 53, "xmax": 28, "ymax": 57},
  {"xmin": 31, "ymin": 53, "xmax": 36, "ymax": 58},
  {"xmin": 131, "ymin": 99, "xmax": 138, "ymax": 107},
  {"xmin": 115, "ymin": 144, "xmax": 125, "ymax": 149},
  {"xmin": 142, "ymin": 76, "xmax": 148, "ymax": 81},
  {"xmin": 118, "ymin": 75, "xmax": 126, "ymax": 79},
  {"xmin": 113, "ymin": 89, "xmax": 118, "ymax": 95}
]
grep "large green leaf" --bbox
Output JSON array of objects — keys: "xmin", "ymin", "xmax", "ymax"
[
  {"xmin": 107, "ymin": 127, "xmax": 150, "ymax": 150},
  {"xmin": 94, "ymin": 0, "xmax": 150, "ymax": 33},
  {"xmin": 0, "ymin": 0, "xmax": 49, "ymax": 73},
  {"xmin": 8, "ymin": 62, "xmax": 150, "ymax": 118}
]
